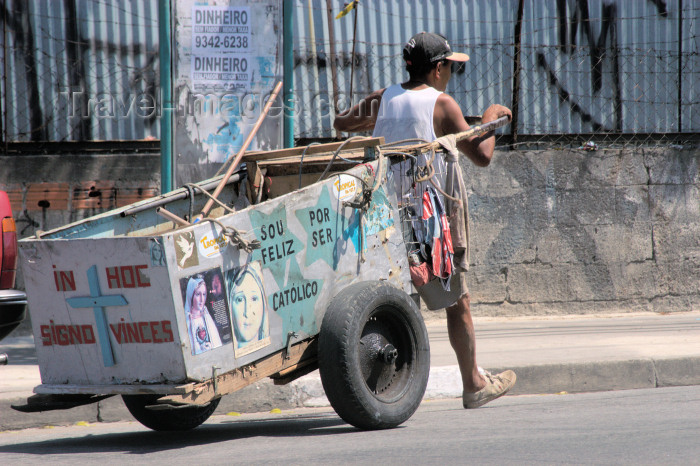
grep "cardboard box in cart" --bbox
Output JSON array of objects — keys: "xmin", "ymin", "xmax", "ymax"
[{"xmin": 14, "ymin": 137, "xmax": 434, "ymax": 431}]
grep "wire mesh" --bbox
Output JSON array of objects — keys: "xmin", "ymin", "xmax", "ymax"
[
  {"xmin": 1, "ymin": 1, "xmax": 698, "ymax": 149},
  {"xmin": 0, "ymin": 0, "xmax": 159, "ymax": 142},
  {"xmin": 293, "ymin": 0, "xmax": 700, "ymax": 149}
]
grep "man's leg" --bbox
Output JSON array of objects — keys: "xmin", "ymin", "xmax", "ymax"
[
  {"xmin": 446, "ymin": 292, "xmax": 517, "ymax": 408},
  {"xmin": 445, "ymin": 292, "xmax": 485, "ymax": 392}
]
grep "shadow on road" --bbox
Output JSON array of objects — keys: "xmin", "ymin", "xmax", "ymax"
[{"xmin": 0, "ymin": 414, "xmax": 367, "ymax": 454}]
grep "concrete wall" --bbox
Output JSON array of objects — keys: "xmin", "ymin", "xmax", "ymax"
[
  {"xmin": 1, "ymin": 153, "xmax": 160, "ymax": 236},
  {"xmin": 464, "ymin": 147, "xmax": 699, "ymax": 316},
  {"xmin": 2, "ymin": 147, "xmax": 698, "ymax": 321}
]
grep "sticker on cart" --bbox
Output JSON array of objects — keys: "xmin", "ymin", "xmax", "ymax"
[
  {"xmin": 331, "ymin": 174, "xmax": 359, "ymax": 203},
  {"xmin": 197, "ymin": 225, "xmax": 230, "ymax": 259},
  {"xmin": 174, "ymin": 231, "xmax": 199, "ymax": 269}
]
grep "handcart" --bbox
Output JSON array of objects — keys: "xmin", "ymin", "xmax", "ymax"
[{"xmin": 13, "ymin": 111, "xmax": 509, "ymax": 431}]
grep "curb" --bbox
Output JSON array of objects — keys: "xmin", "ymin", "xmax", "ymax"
[{"xmin": 3, "ymin": 357, "xmax": 700, "ymax": 431}]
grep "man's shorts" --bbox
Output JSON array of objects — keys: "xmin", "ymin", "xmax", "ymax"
[{"xmin": 416, "ymin": 268, "xmax": 469, "ymax": 311}]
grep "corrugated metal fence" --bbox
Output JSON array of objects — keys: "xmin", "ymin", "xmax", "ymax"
[
  {"xmin": 1, "ymin": 0, "xmax": 159, "ymax": 142},
  {"xmin": 294, "ymin": 0, "xmax": 699, "ymax": 147},
  {"xmin": 1, "ymin": 0, "xmax": 698, "ymax": 147}
]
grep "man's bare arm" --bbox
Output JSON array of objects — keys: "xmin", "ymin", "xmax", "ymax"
[
  {"xmin": 333, "ymin": 89, "xmax": 385, "ymax": 133},
  {"xmin": 435, "ymin": 94, "xmax": 511, "ymax": 167}
]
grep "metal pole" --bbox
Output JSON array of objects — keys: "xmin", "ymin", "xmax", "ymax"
[
  {"xmin": 158, "ymin": 0, "xmax": 173, "ymax": 194},
  {"xmin": 307, "ymin": 2, "xmax": 320, "ymax": 106},
  {"xmin": 677, "ymin": 0, "xmax": 683, "ymax": 132},
  {"xmin": 283, "ymin": 0, "xmax": 294, "ymax": 148},
  {"xmin": 2, "ymin": 2, "xmax": 6, "ymax": 151},
  {"xmin": 510, "ymin": 0, "xmax": 524, "ymax": 150},
  {"xmin": 325, "ymin": 0, "xmax": 340, "ymax": 117},
  {"xmin": 349, "ymin": 1, "xmax": 359, "ymax": 106}
]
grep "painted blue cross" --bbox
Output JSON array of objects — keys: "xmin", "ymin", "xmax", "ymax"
[{"xmin": 66, "ymin": 265, "xmax": 128, "ymax": 367}]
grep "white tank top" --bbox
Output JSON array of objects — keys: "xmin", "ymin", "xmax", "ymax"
[
  {"xmin": 373, "ymin": 83, "xmax": 454, "ymax": 268},
  {"xmin": 372, "ymin": 84, "xmax": 442, "ymax": 143}
]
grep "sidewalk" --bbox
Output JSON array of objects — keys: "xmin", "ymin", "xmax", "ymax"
[{"xmin": 2, "ymin": 311, "xmax": 700, "ymax": 430}]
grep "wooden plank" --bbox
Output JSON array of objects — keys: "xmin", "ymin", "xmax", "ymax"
[
  {"xmin": 32, "ymin": 339, "xmax": 318, "ymax": 400},
  {"xmin": 263, "ymin": 161, "xmax": 359, "ymax": 178},
  {"xmin": 159, "ymin": 338, "xmax": 318, "ymax": 406},
  {"xmin": 245, "ymin": 161, "xmax": 264, "ymax": 204},
  {"xmin": 258, "ymin": 148, "xmax": 366, "ymax": 166},
  {"xmin": 240, "ymin": 137, "xmax": 384, "ymax": 163},
  {"xmin": 270, "ymin": 359, "xmax": 319, "ymax": 385},
  {"xmin": 33, "ymin": 383, "xmax": 188, "ymax": 395},
  {"xmin": 258, "ymin": 149, "xmax": 365, "ymax": 177}
]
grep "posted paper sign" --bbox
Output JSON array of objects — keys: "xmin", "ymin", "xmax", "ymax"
[
  {"xmin": 192, "ymin": 6, "xmax": 252, "ymax": 89},
  {"xmin": 173, "ymin": 0, "xmax": 282, "ymax": 182}
]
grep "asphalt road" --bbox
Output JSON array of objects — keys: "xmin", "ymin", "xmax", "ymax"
[{"xmin": 1, "ymin": 386, "xmax": 698, "ymax": 465}]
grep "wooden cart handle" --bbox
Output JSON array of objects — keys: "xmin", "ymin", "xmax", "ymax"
[{"xmin": 427, "ymin": 115, "xmax": 511, "ymax": 150}]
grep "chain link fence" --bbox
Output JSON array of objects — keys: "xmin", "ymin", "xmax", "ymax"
[
  {"xmin": 1, "ymin": 1, "xmax": 698, "ymax": 149},
  {"xmin": 0, "ymin": 0, "xmax": 160, "ymax": 143},
  {"xmin": 294, "ymin": 0, "xmax": 700, "ymax": 149}
]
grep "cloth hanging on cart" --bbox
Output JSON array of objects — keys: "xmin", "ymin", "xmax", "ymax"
[
  {"xmin": 387, "ymin": 134, "xmax": 471, "ymax": 289},
  {"xmin": 435, "ymin": 134, "xmax": 470, "ymax": 271},
  {"xmin": 421, "ymin": 186, "xmax": 454, "ymax": 290}
]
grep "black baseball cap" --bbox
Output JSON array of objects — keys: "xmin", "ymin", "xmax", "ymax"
[{"xmin": 403, "ymin": 32, "xmax": 469, "ymax": 67}]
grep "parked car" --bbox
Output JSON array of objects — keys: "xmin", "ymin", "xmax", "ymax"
[{"xmin": 0, "ymin": 190, "xmax": 27, "ymax": 363}]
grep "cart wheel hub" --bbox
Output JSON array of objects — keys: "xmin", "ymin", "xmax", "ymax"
[{"xmin": 379, "ymin": 344, "xmax": 398, "ymax": 364}]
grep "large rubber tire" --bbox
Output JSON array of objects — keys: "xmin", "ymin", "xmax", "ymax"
[
  {"xmin": 121, "ymin": 395, "xmax": 220, "ymax": 431},
  {"xmin": 318, "ymin": 281, "xmax": 430, "ymax": 430}
]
